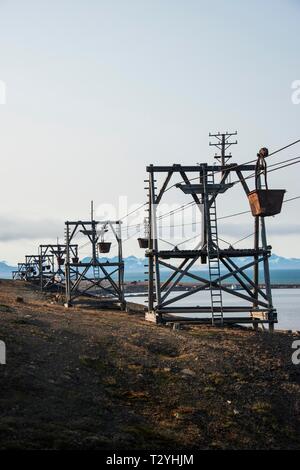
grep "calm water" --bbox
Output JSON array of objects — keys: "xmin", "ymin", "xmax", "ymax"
[
  {"xmin": 124, "ymin": 269, "xmax": 300, "ymax": 284},
  {"xmin": 128, "ymin": 289, "xmax": 300, "ymax": 331}
]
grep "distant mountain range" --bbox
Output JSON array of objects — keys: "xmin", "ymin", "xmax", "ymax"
[
  {"xmin": 268, "ymin": 255, "xmax": 300, "ymax": 270},
  {"xmin": 0, "ymin": 261, "xmax": 16, "ymax": 279},
  {"xmin": 93, "ymin": 254, "xmax": 300, "ymax": 271},
  {"xmin": 1, "ymin": 254, "xmax": 300, "ymax": 280}
]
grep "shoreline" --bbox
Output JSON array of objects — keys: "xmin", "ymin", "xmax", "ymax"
[{"xmin": 124, "ymin": 282, "xmax": 300, "ymax": 295}]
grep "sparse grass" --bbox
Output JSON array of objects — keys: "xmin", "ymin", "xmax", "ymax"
[
  {"xmin": 250, "ymin": 401, "xmax": 273, "ymax": 414},
  {"xmin": 122, "ymin": 424, "xmax": 178, "ymax": 448},
  {"xmin": 0, "ymin": 304, "xmax": 13, "ymax": 313},
  {"xmin": 78, "ymin": 354, "xmax": 107, "ymax": 372},
  {"xmin": 208, "ymin": 372, "xmax": 226, "ymax": 386}
]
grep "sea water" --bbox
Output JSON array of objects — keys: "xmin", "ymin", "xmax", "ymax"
[{"xmin": 128, "ymin": 289, "xmax": 300, "ymax": 331}]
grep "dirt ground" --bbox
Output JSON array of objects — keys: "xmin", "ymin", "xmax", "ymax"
[{"xmin": 0, "ymin": 279, "xmax": 299, "ymax": 450}]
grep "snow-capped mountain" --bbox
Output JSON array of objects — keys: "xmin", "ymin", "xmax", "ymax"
[
  {"xmin": 83, "ymin": 254, "xmax": 300, "ymax": 271},
  {"xmin": 2, "ymin": 253, "xmax": 300, "ymax": 280}
]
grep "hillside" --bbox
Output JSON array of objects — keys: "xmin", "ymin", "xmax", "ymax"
[{"xmin": 0, "ymin": 280, "xmax": 299, "ymax": 450}]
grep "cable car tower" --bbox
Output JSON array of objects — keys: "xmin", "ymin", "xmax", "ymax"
[
  {"xmin": 39, "ymin": 242, "xmax": 78, "ymax": 291},
  {"xmin": 64, "ymin": 203, "xmax": 125, "ymax": 309},
  {"xmin": 12, "ymin": 260, "xmax": 40, "ymax": 281},
  {"xmin": 12, "ymin": 254, "xmax": 52, "ymax": 282},
  {"xmin": 145, "ymin": 134, "xmax": 285, "ymax": 331}
]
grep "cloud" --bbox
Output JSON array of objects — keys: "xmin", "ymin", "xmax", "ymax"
[
  {"xmin": 0, "ymin": 215, "xmax": 64, "ymax": 242},
  {"xmin": 266, "ymin": 224, "xmax": 300, "ymax": 235},
  {"xmin": 219, "ymin": 222, "xmax": 300, "ymax": 238},
  {"xmin": 0, "ymin": 216, "xmax": 298, "ymax": 245}
]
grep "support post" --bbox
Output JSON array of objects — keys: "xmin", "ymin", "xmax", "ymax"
[
  {"xmin": 117, "ymin": 222, "xmax": 125, "ymax": 309},
  {"xmin": 261, "ymin": 217, "xmax": 274, "ymax": 331},
  {"xmin": 65, "ymin": 223, "xmax": 71, "ymax": 307},
  {"xmin": 147, "ymin": 168, "xmax": 155, "ymax": 318},
  {"xmin": 252, "ymin": 215, "xmax": 259, "ymax": 330}
]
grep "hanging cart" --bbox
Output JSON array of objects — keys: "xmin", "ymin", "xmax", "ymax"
[
  {"xmin": 248, "ymin": 147, "xmax": 286, "ymax": 216},
  {"xmin": 98, "ymin": 224, "xmax": 111, "ymax": 253},
  {"xmin": 137, "ymin": 217, "xmax": 149, "ymax": 248}
]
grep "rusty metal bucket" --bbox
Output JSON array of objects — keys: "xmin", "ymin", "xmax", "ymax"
[
  {"xmin": 248, "ymin": 189, "xmax": 286, "ymax": 217},
  {"xmin": 98, "ymin": 242, "xmax": 111, "ymax": 253},
  {"xmin": 137, "ymin": 238, "xmax": 148, "ymax": 249}
]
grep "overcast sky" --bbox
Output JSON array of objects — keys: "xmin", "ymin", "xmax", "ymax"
[{"xmin": 0, "ymin": 0, "xmax": 299, "ymax": 264}]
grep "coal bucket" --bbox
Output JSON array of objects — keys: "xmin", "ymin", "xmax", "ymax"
[
  {"xmin": 248, "ymin": 189, "xmax": 286, "ymax": 217},
  {"xmin": 72, "ymin": 257, "xmax": 79, "ymax": 263},
  {"xmin": 98, "ymin": 242, "xmax": 111, "ymax": 253},
  {"xmin": 137, "ymin": 237, "xmax": 148, "ymax": 249},
  {"xmin": 57, "ymin": 258, "xmax": 65, "ymax": 266}
]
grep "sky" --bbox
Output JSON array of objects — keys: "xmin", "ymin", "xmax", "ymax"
[{"xmin": 0, "ymin": 0, "xmax": 299, "ymax": 264}]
